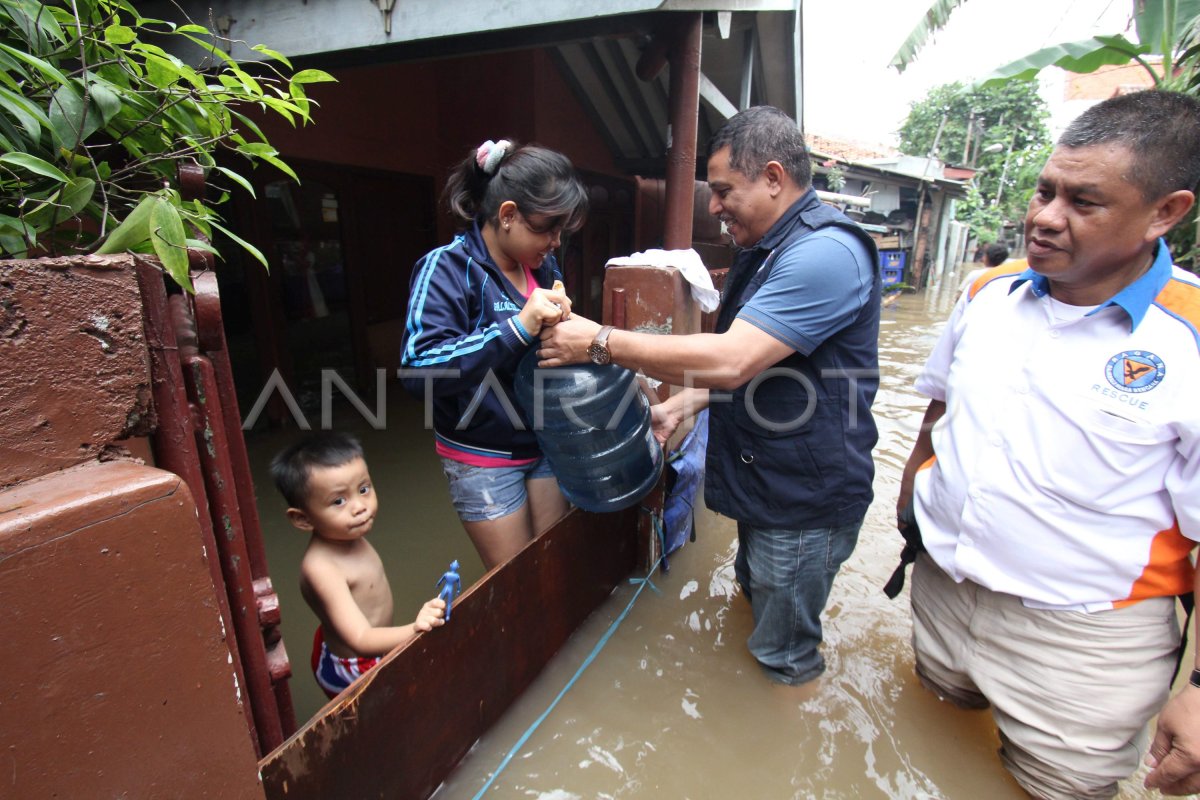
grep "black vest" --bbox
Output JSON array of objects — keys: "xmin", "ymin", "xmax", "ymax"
[{"xmin": 705, "ymin": 190, "xmax": 881, "ymax": 529}]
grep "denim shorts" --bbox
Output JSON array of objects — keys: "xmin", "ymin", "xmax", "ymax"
[{"xmin": 440, "ymin": 457, "xmax": 556, "ymax": 523}]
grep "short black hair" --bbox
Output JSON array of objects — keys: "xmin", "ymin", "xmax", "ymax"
[
  {"xmin": 270, "ymin": 431, "xmax": 364, "ymax": 508},
  {"xmin": 708, "ymin": 105, "xmax": 812, "ymax": 189},
  {"xmin": 984, "ymin": 243, "xmax": 1009, "ymax": 267},
  {"xmin": 1058, "ymin": 90, "xmax": 1200, "ymax": 200}
]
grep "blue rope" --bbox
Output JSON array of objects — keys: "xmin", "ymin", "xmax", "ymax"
[{"xmin": 471, "ymin": 513, "xmax": 665, "ymax": 799}]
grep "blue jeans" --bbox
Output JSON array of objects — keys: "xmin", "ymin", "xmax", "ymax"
[{"xmin": 734, "ymin": 519, "xmax": 862, "ymax": 685}]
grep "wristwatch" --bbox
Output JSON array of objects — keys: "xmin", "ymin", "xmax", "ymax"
[{"xmin": 587, "ymin": 325, "xmax": 615, "ymax": 365}]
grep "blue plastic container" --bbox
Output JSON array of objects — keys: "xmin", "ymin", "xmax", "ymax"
[
  {"xmin": 514, "ymin": 349, "xmax": 663, "ymax": 513},
  {"xmin": 882, "ymin": 266, "xmax": 903, "ymax": 287},
  {"xmin": 879, "ymin": 249, "xmax": 907, "ymax": 270}
]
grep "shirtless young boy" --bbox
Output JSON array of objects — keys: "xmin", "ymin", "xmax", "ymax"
[{"xmin": 270, "ymin": 432, "xmax": 445, "ymax": 698}]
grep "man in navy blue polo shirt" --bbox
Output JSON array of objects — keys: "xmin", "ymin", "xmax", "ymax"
[{"xmin": 539, "ymin": 106, "xmax": 881, "ymax": 686}]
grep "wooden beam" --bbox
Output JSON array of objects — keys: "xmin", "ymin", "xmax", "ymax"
[{"xmin": 259, "ymin": 506, "xmax": 639, "ymax": 800}]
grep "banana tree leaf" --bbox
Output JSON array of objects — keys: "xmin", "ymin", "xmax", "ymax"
[
  {"xmin": 977, "ymin": 35, "xmax": 1152, "ymax": 88},
  {"xmin": 1136, "ymin": 0, "xmax": 1200, "ymax": 55},
  {"xmin": 890, "ymin": 0, "xmax": 970, "ymax": 72},
  {"xmin": 888, "ymin": 0, "xmax": 969, "ymax": 72}
]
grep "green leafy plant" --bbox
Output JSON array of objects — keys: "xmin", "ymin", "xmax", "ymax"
[
  {"xmin": 890, "ymin": 0, "xmax": 1200, "ymax": 89},
  {"xmin": 824, "ymin": 165, "xmax": 846, "ymax": 192},
  {"xmin": 0, "ymin": 0, "xmax": 334, "ymax": 289},
  {"xmin": 898, "ymin": 81, "xmax": 1050, "ymax": 241}
]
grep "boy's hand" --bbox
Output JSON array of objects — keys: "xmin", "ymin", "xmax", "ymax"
[{"xmin": 413, "ymin": 597, "xmax": 446, "ymax": 632}]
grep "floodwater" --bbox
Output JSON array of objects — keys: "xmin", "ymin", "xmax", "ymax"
[{"xmin": 247, "ymin": 263, "xmax": 1194, "ymax": 800}]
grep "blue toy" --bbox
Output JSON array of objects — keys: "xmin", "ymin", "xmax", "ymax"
[{"xmin": 437, "ymin": 560, "xmax": 462, "ymax": 621}]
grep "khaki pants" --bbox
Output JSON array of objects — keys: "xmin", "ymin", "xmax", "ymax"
[{"xmin": 910, "ymin": 554, "xmax": 1180, "ymax": 800}]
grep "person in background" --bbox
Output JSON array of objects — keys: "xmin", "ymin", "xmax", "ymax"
[
  {"xmin": 400, "ymin": 140, "xmax": 588, "ymax": 570},
  {"xmin": 538, "ymin": 106, "xmax": 880, "ymax": 687},
  {"xmin": 955, "ymin": 241, "xmax": 1009, "ymax": 300},
  {"xmin": 270, "ymin": 432, "xmax": 445, "ymax": 699},
  {"xmin": 898, "ymin": 90, "xmax": 1200, "ymax": 798}
]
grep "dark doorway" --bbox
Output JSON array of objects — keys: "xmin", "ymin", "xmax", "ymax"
[{"xmin": 216, "ymin": 162, "xmax": 437, "ymax": 429}]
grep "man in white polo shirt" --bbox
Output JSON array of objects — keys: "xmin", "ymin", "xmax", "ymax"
[{"xmin": 898, "ymin": 90, "xmax": 1200, "ymax": 799}]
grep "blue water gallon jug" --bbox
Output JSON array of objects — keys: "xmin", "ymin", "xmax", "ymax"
[{"xmin": 514, "ymin": 349, "xmax": 663, "ymax": 513}]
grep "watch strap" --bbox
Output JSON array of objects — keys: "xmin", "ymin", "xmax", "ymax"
[{"xmin": 588, "ymin": 325, "xmax": 614, "ymax": 365}]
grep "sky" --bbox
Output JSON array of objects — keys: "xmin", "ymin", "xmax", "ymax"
[{"xmin": 801, "ymin": 0, "xmax": 1134, "ymax": 147}]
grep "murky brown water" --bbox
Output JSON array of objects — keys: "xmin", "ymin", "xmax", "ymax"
[{"xmin": 249, "ymin": 264, "xmax": 1193, "ymax": 799}]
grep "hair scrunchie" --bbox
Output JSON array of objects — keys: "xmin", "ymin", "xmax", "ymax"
[{"xmin": 475, "ymin": 139, "xmax": 511, "ymax": 176}]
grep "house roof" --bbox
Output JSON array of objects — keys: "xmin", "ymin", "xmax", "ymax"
[
  {"xmin": 806, "ymin": 133, "xmax": 896, "ymax": 163},
  {"xmin": 146, "ymin": 0, "xmax": 801, "ymax": 176}
]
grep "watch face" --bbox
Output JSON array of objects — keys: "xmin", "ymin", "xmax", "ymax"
[{"xmin": 587, "ymin": 343, "xmax": 610, "ymax": 365}]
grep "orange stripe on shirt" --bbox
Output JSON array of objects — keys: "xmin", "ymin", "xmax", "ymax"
[
  {"xmin": 1154, "ymin": 276, "xmax": 1200, "ymax": 334},
  {"xmin": 968, "ymin": 260, "xmax": 1027, "ymax": 301},
  {"xmin": 1113, "ymin": 519, "xmax": 1196, "ymax": 608}
]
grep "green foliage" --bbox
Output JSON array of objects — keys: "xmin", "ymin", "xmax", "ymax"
[
  {"xmin": 898, "ymin": 81, "xmax": 1050, "ymax": 239},
  {"xmin": 0, "ymin": 0, "xmax": 335, "ymax": 289},
  {"xmin": 888, "ymin": 0, "xmax": 970, "ymax": 74},
  {"xmin": 976, "ymin": 35, "xmax": 1160, "ymax": 88},
  {"xmin": 954, "ymin": 184, "xmax": 1007, "ymax": 243},
  {"xmin": 825, "ymin": 165, "xmax": 846, "ymax": 192},
  {"xmin": 893, "ymin": 0, "xmax": 1200, "ymax": 85}
]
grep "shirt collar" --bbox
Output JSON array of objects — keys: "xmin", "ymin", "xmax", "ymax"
[
  {"xmin": 1008, "ymin": 238, "xmax": 1173, "ymax": 331},
  {"xmin": 754, "ymin": 188, "xmax": 822, "ymax": 252}
]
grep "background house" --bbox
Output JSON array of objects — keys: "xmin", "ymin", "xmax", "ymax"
[{"xmin": 809, "ymin": 136, "xmax": 971, "ymax": 288}]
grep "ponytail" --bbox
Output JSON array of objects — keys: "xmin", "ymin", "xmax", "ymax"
[{"xmin": 442, "ymin": 139, "xmax": 589, "ymax": 233}]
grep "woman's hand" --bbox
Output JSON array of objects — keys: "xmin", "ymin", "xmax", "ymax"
[{"xmin": 517, "ymin": 284, "xmax": 571, "ymax": 337}]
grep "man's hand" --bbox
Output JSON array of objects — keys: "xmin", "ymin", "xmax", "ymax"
[
  {"xmin": 538, "ymin": 314, "xmax": 603, "ymax": 366},
  {"xmin": 650, "ymin": 400, "xmax": 683, "ymax": 445},
  {"xmin": 1144, "ymin": 685, "xmax": 1200, "ymax": 795}
]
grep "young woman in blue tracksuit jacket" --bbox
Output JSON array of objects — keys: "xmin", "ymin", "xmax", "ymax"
[{"xmin": 400, "ymin": 140, "xmax": 588, "ymax": 569}]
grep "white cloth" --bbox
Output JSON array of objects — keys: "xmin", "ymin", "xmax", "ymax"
[
  {"xmin": 605, "ymin": 248, "xmax": 721, "ymax": 312},
  {"xmin": 913, "ymin": 263, "xmax": 1200, "ymax": 612}
]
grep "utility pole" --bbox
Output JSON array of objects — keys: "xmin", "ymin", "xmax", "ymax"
[
  {"xmin": 912, "ymin": 110, "xmax": 949, "ymax": 287},
  {"xmin": 991, "ymin": 127, "xmax": 1021, "ymax": 209},
  {"xmin": 962, "ymin": 110, "xmax": 974, "ymax": 165}
]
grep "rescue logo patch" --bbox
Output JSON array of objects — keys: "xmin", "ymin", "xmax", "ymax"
[{"xmin": 1105, "ymin": 350, "xmax": 1165, "ymax": 393}]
